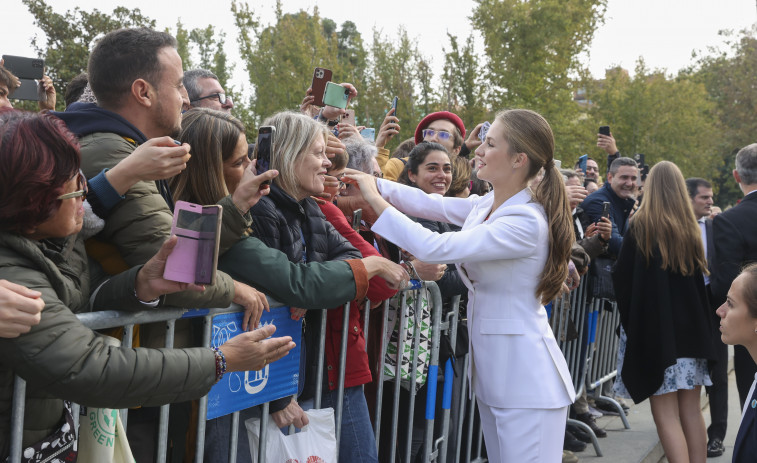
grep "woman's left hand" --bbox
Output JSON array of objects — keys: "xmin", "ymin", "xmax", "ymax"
[
  {"xmin": 231, "ymin": 161, "xmax": 279, "ymax": 213},
  {"xmin": 135, "ymin": 236, "xmax": 206, "ymax": 302}
]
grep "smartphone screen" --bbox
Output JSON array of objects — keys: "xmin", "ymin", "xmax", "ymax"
[
  {"xmin": 601, "ymin": 201, "xmax": 611, "ymax": 219},
  {"xmin": 195, "ymin": 206, "xmax": 220, "ymax": 285},
  {"xmin": 256, "ymin": 126, "xmax": 275, "ymax": 174}
]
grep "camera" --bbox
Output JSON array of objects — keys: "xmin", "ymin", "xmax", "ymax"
[{"xmin": 315, "ymin": 69, "xmax": 325, "ymax": 79}]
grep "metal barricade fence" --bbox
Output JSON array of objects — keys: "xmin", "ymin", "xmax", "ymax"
[
  {"xmin": 8, "ymin": 277, "xmax": 627, "ymax": 463},
  {"xmin": 8, "ymin": 281, "xmax": 455, "ymax": 463}
]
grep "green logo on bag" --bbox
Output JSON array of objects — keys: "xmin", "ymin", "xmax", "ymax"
[{"xmin": 90, "ymin": 409, "xmax": 118, "ymax": 447}]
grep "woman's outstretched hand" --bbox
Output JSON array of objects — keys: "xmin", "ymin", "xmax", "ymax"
[{"xmin": 341, "ymin": 169, "xmax": 391, "ymax": 216}]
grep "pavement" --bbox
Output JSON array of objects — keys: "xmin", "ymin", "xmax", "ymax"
[{"xmin": 576, "ymin": 347, "xmax": 741, "ymax": 462}]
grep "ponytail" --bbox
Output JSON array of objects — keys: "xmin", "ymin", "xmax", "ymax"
[{"xmin": 533, "ymin": 163, "xmax": 574, "ymax": 304}]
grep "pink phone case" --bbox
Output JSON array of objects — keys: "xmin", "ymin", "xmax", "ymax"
[{"xmin": 164, "ymin": 202, "xmax": 202, "ymax": 284}]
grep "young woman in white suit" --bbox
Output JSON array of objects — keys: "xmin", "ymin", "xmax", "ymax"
[{"xmin": 345, "ymin": 109, "xmax": 576, "ymax": 462}]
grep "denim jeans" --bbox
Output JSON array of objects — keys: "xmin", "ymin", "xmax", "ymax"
[{"xmin": 301, "ymin": 386, "xmax": 378, "ymax": 463}]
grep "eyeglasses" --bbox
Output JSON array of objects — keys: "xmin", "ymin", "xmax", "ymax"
[
  {"xmin": 373, "ymin": 171, "xmax": 383, "ymax": 178},
  {"xmin": 56, "ymin": 170, "xmax": 88, "ymax": 201},
  {"xmin": 191, "ymin": 93, "xmax": 232, "ymax": 106},
  {"xmin": 422, "ymin": 129, "xmax": 452, "ymax": 141}
]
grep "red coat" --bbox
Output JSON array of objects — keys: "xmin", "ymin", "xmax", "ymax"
[{"xmin": 319, "ymin": 201, "xmax": 398, "ymax": 390}]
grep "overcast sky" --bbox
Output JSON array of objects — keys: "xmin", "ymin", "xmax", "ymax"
[{"xmin": 2, "ymin": 0, "xmax": 756, "ymax": 90}]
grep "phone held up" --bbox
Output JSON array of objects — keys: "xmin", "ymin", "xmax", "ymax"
[
  {"xmin": 2, "ymin": 55, "xmax": 45, "ymax": 102},
  {"xmin": 323, "ymin": 82, "xmax": 350, "ymax": 109},
  {"xmin": 342, "ymin": 109, "xmax": 356, "ymax": 126},
  {"xmin": 478, "ymin": 121, "xmax": 491, "ymax": 142},
  {"xmin": 255, "ymin": 126, "xmax": 276, "ymax": 187},
  {"xmin": 578, "ymin": 154, "xmax": 588, "ymax": 175},
  {"xmin": 360, "ymin": 128, "xmax": 375, "ymax": 142},
  {"xmin": 311, "ymin": 67, "xmax": 333, "ymax": 107},
  {"xmin": 599, "ymin": 125, "xmax": 610, "ymax": 137},
  {"xmin": 352, "ymin": 209, "xmax": 362, "ymax": 232},
  {"xmin": 390, "ymin": 96, "xmax": 398, "ymax": 119},
  {"xmin": 601, "ymin": 201, "xmax": 611, "ymax": 220},
  {"xmin": 164, "ymin": 201, "xmax": 223, "ymax": 286}
]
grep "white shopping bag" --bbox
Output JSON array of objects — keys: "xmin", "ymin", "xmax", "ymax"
[{"xmin": 245, "ymin": 407, "xmax": 337, "ymax": 463}]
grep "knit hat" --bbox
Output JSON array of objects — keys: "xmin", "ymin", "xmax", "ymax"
[{"xmin": 414, "ymin": 111, "xmax": 466, "ymax": 145}]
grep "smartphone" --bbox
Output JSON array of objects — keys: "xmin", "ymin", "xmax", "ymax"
[
  {"xmin": 342, "ymin": 109, "xmax": 356, "ymax": 126},
  {"xmin": 2, "ymin": 55, "xmax": 44, "ymax": 79},
  {"xmin": 352, "ymin": 209, "xmax": 362, "ymax": 232},
  {"xmin": 323, "ymin": 82, "xmax": 350, "ymax": 109},
  {"xmin": 478, "ymin": 121, "xmax": 491, "ymax": 142},
  {"xmin": 601, "ymin": 201, "xmax": 611, "ymax": 220},
  {"xmin": 255, "ymin": 125, "xmax": 276, "ymax": 183},
  {"xmin": 164, "ymin": 202, "xmax": 223, "ymax": 285},
  {"xmin": 634, "ymin": 153, "xmax": 645, "ymax": 169},
  {"xmin": 360, "ymin": 128, "xmax": 375, "ymax": 142},
  {"xmin": 310, "ymin": 67, "xmax": 332, "ymax": 107},
  {"xmin": 599, "ymin": 125, "xmax": 610, "ymax": 136},
  {"xmin": 578, "ymin": 154, "xmax": 588, "ymax": 174},
  {"xmin": 390, "ymin": 96, "xmax": 398, "ymax": 119},
  {"xmin": 9, "ymin": 78, "xmax": 41, "ymax": 101},
  {"xmin": 554, "ymin": 160, "xmax": 562, "ymax": 169}
]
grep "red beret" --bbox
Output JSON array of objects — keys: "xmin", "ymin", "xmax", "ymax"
[{"xmin": 414, "ymin": 111, "xmax": 466, "ymax": 145}]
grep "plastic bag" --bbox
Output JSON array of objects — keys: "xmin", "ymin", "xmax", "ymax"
[{"xmin": 245, "ymin": 407, "xmax": 337, "ymax": 463}]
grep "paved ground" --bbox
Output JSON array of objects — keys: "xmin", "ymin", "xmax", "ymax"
[{"xmin": 576, "ymin": 348, "xmax": 741, "ymax": 462}]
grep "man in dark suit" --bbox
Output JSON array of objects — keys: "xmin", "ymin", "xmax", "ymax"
[
  {"xmin": 712, "ymin": 144, "xmax": 757, "ymax": 417},
  {"xmin": 687, "ymin": 177, "xmax": 726, "ymax": 456}
]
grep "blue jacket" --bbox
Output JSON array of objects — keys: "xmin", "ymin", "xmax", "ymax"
[{"xmin": 580, "ymin": 182, "xmax": 636, "ymax": 258}]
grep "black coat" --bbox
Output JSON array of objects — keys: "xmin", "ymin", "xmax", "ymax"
[
  {"xmin": 611, "ymin": 226, "xmax": 715, "ymax": 403},
  {"xmin": 711, "ymin": 191, "xmax": 757, "ymax": 305},
  {"xmin": 249, "ymin": 184, "xmax": 362, "ymax": 406}
]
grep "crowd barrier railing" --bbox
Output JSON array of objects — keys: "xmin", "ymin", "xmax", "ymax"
[{"xmin": 9, "ymin": 276, "xmax": 628, "ymax": 463}]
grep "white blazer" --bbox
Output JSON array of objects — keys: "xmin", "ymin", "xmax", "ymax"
[{"xmin": 371, "ymin": 180, "xmax": 576, "ymax": 409}]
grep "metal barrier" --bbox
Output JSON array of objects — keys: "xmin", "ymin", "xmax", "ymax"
[{"xmin": 8, "ymin": 276, "xmax": 629, "ymax": 463}]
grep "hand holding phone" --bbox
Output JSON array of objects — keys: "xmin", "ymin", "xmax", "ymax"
[{"xmin": 323, "ymin": 82, "xmax": 350, "ymax": 109}]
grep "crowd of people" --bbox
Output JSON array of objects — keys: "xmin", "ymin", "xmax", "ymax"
[{"xmin": 1, "ymin": 25, "xmax": 757, "ymax": 463}]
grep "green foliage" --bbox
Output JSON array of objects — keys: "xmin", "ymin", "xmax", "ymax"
[
  {"xmin": 23, "ymin": 0, "xmax": 156, "ymax": 110},
  {"xmin": 441, "ymin": 34, "xmax": 490, "ymax": 134},
  {"xmin": 586, "ymin": 62, "xmax": 720, "ymax": 181},
  {"xmin": 687, "ymin": 27, "xmax": 757, "ymax": 207},
  {"xmin": 472, "ymin": 0, "xmax": 607, "ymax": 157}
]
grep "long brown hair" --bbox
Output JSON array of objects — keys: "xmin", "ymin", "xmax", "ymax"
[
  {"xmin": 631, "ymin": 161, "xmax": 707, "ymax": 276},
  {"xmin": 496, "ymin": 109, "xmax": 574, "ymax": 304},
  {"xmin": 169, "ymin": 108, "xmax": 245, "ymax": 204}
]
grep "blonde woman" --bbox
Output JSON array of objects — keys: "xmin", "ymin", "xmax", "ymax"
[
  {"xmin": 345, "ymin": 109, "xmax": 576, "ymax": 462},
  {"xmin": 612, "ymin": 161, "xmax": 714, "ymax": 462}
]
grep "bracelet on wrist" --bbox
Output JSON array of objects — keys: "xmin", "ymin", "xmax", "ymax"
[
  {"xmin": 133, "ymin": 287, "xmax": 160, "ymax": 305},
  {"xmin": 212, "ymin": 347, "xmax": 227, "ymax": 383}
]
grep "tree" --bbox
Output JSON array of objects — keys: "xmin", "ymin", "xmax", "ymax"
[
  {"xmin": 587, "ymin": 61, "xmax": 720, "ymax": 181},
  {"xmin": 23, "ymin": 0, "xmax": 155, "ymax": 110},
  {"xmin": 441, "ymin": 34, "xmax": 490, "ymax": 133},
  {"xmin": 471, "ymin": 0, "xmax": 607, "ymax": 156},
  {"xmin": 687, "ymin": 27, "xmax": 757, "ymax": 206}
]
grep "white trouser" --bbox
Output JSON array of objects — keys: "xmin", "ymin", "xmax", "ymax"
[{"xmin": 477, "ymin": 402, "xmax": 568, "ymax": 463}]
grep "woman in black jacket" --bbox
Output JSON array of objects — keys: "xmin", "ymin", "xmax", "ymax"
[
  {"xmin": 611, "ymin": 161, "xmax": 714, "ymax": 463},
  {"xmin": 249, "ymin": 111, "xmax": 382, "ymax": 463}
]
